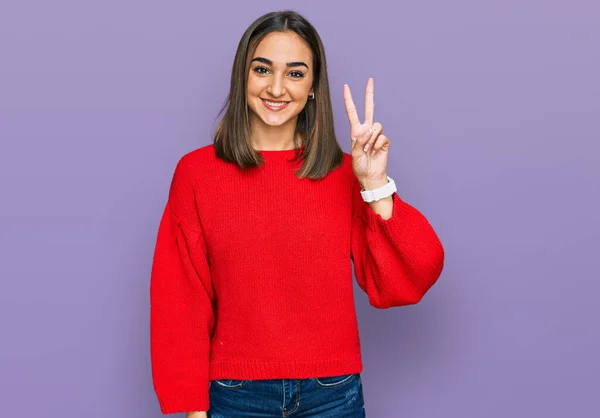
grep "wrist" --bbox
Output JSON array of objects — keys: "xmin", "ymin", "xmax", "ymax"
[{"xmin": 359, "ymin": 175, "xmax": 388, "ymax": 191}]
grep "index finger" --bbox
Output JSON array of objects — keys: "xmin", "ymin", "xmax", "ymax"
[
  {"xmin": 364, "ymin": 78, "xmax": 374, "ymax": 126},
  {"xmin": 343, "ymin": 84, "xmax": 361, "ymax": 128}
]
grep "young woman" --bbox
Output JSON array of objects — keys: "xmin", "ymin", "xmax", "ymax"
[{"xmin": 150, "ymin": 10, "xmax": 445, "ymax": 417}]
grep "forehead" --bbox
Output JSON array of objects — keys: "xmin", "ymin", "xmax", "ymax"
[{"xmin": 253, "ymin": 32, "xmax": 312, "ymax": 63}]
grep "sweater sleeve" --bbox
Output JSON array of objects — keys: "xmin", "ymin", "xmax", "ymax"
[
  {"xmin": 350, "ymin": 174, "xmax": 445, "ymax": 308},
  {"xmin": 150, "ymin": 157, "xmax": 215, "ymax": 413}
]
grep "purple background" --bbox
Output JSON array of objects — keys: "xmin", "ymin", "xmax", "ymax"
[{"xmin": 1, "ymin": 1, "xmax": 598, "ymax": 417}]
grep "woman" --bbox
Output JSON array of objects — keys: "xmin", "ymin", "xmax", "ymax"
[{"xmin": 150, "ymin": 10, "xmax": 444, "ymax": 417}]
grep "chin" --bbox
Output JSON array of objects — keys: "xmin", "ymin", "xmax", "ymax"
[
  {"xmin": 254, "ymin": 106, "xmax": 300, "ymax": 127},
  {"xmin": 260, "ymin": 116, "xmax": 292, "ymax": 127}
]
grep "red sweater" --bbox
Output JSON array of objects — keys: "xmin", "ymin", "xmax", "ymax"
[{"xmin": 150, "ymin": 144, "xmax": 444, "ymax": 413}]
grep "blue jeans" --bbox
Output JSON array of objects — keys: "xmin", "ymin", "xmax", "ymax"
[{"xmin": 208, "ymin": 373, "xmax": 366, "ymax": 417}]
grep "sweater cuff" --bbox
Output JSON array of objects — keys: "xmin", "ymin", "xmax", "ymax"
[
  {"xmin": 364, "ymin": 192, "xmax": 411, "ymax": 233},
  {"xmin": 157, "ymin": 384, "xmax": 209, "ymax": 414}
]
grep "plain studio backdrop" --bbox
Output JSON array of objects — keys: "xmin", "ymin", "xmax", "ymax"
[{"xmin": 0, "ymin": 1, "xmax": 598, "ymax": 417}]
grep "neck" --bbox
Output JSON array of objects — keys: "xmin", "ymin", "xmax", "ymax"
[{"xmin": 249, "ymin": 113, "xmax": 301, "ymax": 150}]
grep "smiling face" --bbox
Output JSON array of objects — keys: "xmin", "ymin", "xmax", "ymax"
[{"xmin": 246, "ymin": 31, "xmax": 314, "ymax": 130}]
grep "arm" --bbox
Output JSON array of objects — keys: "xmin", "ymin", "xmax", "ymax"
[
  {"xmin": 150, "ymin": 156, "xmax": 215, "ymax": 413},
  {"xmin": 358, "ymin": 176, "xmax": 394, "ymax": 220},
  {"xmin": 350, "ymin": 174, "xmax": 445, "ymax": 308}
]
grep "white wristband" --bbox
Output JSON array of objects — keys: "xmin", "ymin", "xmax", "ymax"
[{"xmin": 360, "ymin": 176, "xmax": 396, "ymax": 202}]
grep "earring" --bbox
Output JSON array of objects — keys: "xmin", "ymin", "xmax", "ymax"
[{"xmin": 308, "ymin": 92, "xmax": 315, "ymax": 100}]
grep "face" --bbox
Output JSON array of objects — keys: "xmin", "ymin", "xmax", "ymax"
[{"xmin": 246, "ymin": 31, "xmax": 314, "ymax": 128}]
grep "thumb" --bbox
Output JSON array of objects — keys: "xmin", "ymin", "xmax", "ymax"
[{"xmin": 357, "ymin": 126, "xmax": 374, "ymax": 146}]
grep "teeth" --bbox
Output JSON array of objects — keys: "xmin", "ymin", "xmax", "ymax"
[{"xmin": 264, "ymin": 100, "xmax": 288, "ymax": 107}]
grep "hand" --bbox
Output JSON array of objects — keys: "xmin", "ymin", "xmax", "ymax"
[
  {"xmin": 186, "ymin": 411, "xmax": 207, "ymax": 418},
  {"xmin": 343, "ymin": 78, "xmax": 391, "ymax": 186}
]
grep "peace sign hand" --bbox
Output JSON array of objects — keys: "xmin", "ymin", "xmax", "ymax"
[{"xmin": 343, "ymin": 78, "xmax": 390, "ymax": 184}]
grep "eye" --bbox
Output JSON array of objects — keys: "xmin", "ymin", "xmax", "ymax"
[
  {"xmin": 252, "ymin": 66, "xmax": 305, "ymax": 79},
  {"xmin": 289, "ymin": 71, "xmax": 305, "ymax": 79},
  {"xmin": 253, "ymin": 66, "xmax": 270, "ymax": 75}
]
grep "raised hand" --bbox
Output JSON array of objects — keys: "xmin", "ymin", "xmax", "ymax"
[{"xmin": 343, "ymin": 78, "xmax": 390, "ymax": 185}]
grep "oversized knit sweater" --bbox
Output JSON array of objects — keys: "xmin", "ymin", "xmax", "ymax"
[{"xmin": 149, "ymin": 144, "xmax": 445, "ymax": 414}]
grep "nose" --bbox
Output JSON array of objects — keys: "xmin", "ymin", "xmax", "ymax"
[{"xmin": 266, "ymin": 74, "xmax": 286, "ymax": 98}]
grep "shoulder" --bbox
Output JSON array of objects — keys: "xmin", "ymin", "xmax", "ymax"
[
  {"xmin": 166, "ymin": 144, "xmax": 217, "ymax": 210},
  {"xmin": 172, "ymin": 143, "xmax": 217, "ymax": 179},
  {"xmin": 178, "ymin": 143, "xmax": 216, "ymax": 166},
  {"xmin": 342, "ymin": 151, "xmax": 352, "ymax": 165},
  {"xmin": 341, "ymin": 151, "xmax": 356, "ymax": 178},
  {"xmin": 341, "ymin": 151, "xmax": 361, "ymax": 193}
]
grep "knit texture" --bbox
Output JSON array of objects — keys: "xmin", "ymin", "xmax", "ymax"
[{"xmin": 149, "ymin": 144, "xmax": 445, "ymax": 413}]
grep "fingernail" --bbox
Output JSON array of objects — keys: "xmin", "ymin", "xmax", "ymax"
[
  {"xmin": 371, "ymin": 149, "xmax": 376, "ymax": 156},
  {"xmin": 364, "ymin": 143, "xmax": 369, "ymax": 152}
]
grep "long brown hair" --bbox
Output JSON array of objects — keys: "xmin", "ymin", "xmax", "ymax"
[{"xmin": 213, "ymin": 10, "xmax": 344, "ymax": 179}]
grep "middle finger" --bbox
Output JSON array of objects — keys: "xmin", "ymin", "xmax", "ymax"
[{"xmin": 364, "ymin": 78, "xmax": 374, "ymax": 126}]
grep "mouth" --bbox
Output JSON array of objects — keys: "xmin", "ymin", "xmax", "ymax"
[{"xmin": 261, "ymin": 99, "xmax": 290, "ymax": 111}]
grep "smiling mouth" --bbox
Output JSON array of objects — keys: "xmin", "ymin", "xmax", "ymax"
[{"xmin": 261, "ymin": 99, "xmax": 290, "ymax": 110}]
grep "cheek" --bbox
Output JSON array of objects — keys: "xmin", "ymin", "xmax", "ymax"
[
  {"xmin": 291, "ymin": 79, "xmax": 313, "ymax": 99},
  {"xmin": 286, "ymin": 86, "xmax": 306, "ymax": 100},
  {"xmin": 246, "ymin": 75, "xmax": 263, "ymax": 97}
]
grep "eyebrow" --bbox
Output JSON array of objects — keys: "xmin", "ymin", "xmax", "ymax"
[{"xmin": 251, "ymin": 57, "xmax": 309, "ymax": 69}]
